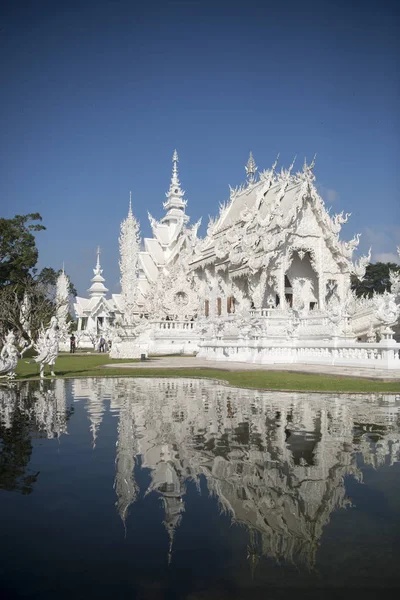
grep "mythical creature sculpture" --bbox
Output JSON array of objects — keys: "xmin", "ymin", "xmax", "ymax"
[
  {"xmin": 351, "ymin": 248, "xmax": 371, "ymax": 281},
  {"xmin": 32, "ymin": 316, "xmax": 59, "ymax": 378},
  {"xmin": 342, "ymin": 233, "xmax": 360, "ymax": 259},
  {"xmin": 0, "ymin": 330, "xmax": 19, "ymax": 379},
  {"xmin": 330, "ymin": 211, "xmax": 351, "ymax": 234},
  {"xmin": 375, "ymin": 291, "xmax": 400, "ymax": 328}
]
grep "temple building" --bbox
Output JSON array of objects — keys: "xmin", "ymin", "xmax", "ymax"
[
  {"xmin": 73, "ymin": 248, "xmax": 123, "ymax": 347},
  {"xmin": 74, "ymin": 150, "xmax": 400, "ymax": 367}
]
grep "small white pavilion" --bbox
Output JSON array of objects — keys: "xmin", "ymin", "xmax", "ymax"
[{"xmin": 73, "ymin": 248, "xmax": 123, "ymax": 347}]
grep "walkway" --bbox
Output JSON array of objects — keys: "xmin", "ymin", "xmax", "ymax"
[{"xmin": 103, "ymin": 356, "xmax": 400, "ymax": 381}]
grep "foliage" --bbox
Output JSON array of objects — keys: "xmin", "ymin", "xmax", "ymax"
[
  {"xmin": 0, "ymin": 213, "xmax": 45, "ymax": 286},
  {"xmin": 14, "ymin": 354, "xmax": 400, "ymax": 393},
  {"xmin": 0, "ymin": 214, "xmax": 77, "ymax": 345},
  {"xmin": 0, "ymin": 277, "xmax": 56, "ymax": 345},
  {"xmin": 38, "ymin": 267, "xmax": 77, "ymax": 298},
  {"xmin": 351, "ymin": 262, "xmax": 400, "ymax": 298}
]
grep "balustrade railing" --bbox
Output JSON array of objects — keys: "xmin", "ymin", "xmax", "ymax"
[
  {"xmin": 197, "ymin": 337, "xmax": 400, "ymax": 369},
  {"xmin": 152, "ymin": 320, "xmax": 196, "ymax": 331}
]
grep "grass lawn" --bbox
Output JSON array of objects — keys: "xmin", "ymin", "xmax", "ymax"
[{"xmin": 14, "ymin": 353, "xmax": 400, "ymax": 393}]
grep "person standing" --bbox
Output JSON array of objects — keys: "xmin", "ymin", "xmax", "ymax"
[{"xmin": 70, "ymin": 334, "xmax": 76, "ymax": 354}]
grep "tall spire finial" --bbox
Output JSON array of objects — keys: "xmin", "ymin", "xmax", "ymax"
[
  {"xmin": 162, "ymin": 149, "xmax": 188, "ymax": 218},
  {"xmin": 88, "ymin": 245, "xmax": 108, "ymax": 297},
  {"xmin": 62, "ymin": 261, "xmax": 65, "ymax": 274},
  {"xmin": 171, "ymin": 149, "xmax": 179, "ymax": 185},
  {"xmin": 245, "ymin": 151, "xmax": 258, "ymax": 184},
  {"xmin": 128, "ymin": 191, "xmax": 133, "ymax": 216}
]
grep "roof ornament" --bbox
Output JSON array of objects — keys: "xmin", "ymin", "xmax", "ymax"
[
  {"xmin": 245, "ymin": 152, "xmax": 258, "ymax": 185},
  {"xmin": 288, "ymin": 155, "xmax": 297, "ymax": 176},
  {"xmin": 95, "ymin": 246, "xmax": 101, "ymax": 272},
  {"xmin": 128, "ymin": 191, "xmax": 133, "ymax": 217},
  {"xmin": 88, "ymin": 246, "xmax": 108, "ymax": 298},
  {"xmin": 303, "ymin": 154, "xmax": 317, "ymax": 181},
  {"xmin": 172, "ymin": 149, "xmax": 179, "ymax": 185},
  {"xmin": 271, "ymin": 153, "xmax": 280, "ymax": 172},
  {"xmin": 163, "ymin": 150, "xmax": 188, "ymax": 215}
]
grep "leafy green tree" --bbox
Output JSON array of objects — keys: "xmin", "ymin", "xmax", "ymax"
[
  {"xmin": 0, "ymin": 213, "xmax": 45, "ymax": 285},
  {"xmin": 38, "ymin": 267, "xmax": 77, "ymax": 298},
  {"xmin": 0, "ymin": 214, "xmax": 77, "ymax": 343},
  {"xmin": 351, "ymin": 262, "xmax": 400, "ymax": 298}
]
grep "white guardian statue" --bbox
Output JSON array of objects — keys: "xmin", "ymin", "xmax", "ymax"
[
  {"xmin": 0, "ymin": 331, "xmax": 20, "ymax": 379},
  {"xmin": 32, "ymin": 316, "xmax": 60, "ymax": 378}
]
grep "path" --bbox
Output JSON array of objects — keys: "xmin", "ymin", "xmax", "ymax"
[{"xmin": 103, "ymin": 356, "xmax": 400, "ymax": 381}]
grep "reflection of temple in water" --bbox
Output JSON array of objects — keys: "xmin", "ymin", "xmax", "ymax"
[
  {"xmin": 1, "ymin": 379, "xmax": 399, "ymax": 566},
  {"xmin": 71, "ymin": 378, "xmax": 400, "ymax": 567}
]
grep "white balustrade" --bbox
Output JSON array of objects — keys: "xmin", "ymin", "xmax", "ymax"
[{"xmin": 197, "ymin": 337, "xmax": 400, "ymax": 370}]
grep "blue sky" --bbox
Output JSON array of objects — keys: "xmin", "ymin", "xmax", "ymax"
[{"xmin": 1, "ymin": 0, "xmax": 399, "ymax": 295}]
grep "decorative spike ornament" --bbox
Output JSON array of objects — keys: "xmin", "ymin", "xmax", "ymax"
[
  {"xmin": 245, "ymin": 151, "xmax": 258, "ymax": 184},
  {"xmin": 119, "ymin": 195, "xmax": 141, "ymax": 325}
]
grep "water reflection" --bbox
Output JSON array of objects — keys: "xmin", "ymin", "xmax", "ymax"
[
  {"xmin": 0, "ymin": 381, "xmax": 74, "ymax": 495},
  {"xmin": 72, "ymin": 379, "xmax": 400, "ymax": 568},
  {"xmin": 0, "ymin": 378, "xmax": 399, "ymax": 572}
]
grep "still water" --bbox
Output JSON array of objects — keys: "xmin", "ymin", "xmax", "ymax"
[{"xmin": 0, "ymin": 378, "xmax": 399, "ymax": 599}]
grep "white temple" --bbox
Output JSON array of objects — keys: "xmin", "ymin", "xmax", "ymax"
[
  {"xmin": 74, "ymin": 151, "xmax": 400, "ymax": 368},
  {"xmin": 74, "ymin": 248, "xmax": 123, "ymax": 348}
]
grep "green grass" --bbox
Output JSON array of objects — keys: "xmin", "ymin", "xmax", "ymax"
[{"xmin": 14, "ymin": 353, "xmax": 400, "ymax": 393}]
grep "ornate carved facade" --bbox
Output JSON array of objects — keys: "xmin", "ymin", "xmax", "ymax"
[{"xmin": 73, "ymin": 151, "xmax": 400, "ymax": 366}]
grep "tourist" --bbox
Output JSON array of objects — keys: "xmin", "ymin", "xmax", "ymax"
[
  {"xmin": 99, "ymin": 336, "xmax": 106, "ymax": 352},
  {"xmin": 70, "ymin": 334, "xmax": 76, "ymax": 354}
]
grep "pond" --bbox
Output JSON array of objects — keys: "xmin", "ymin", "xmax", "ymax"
[{"xmin": 0, "ymin": 378, "xmax": 399, "ymax": 599}]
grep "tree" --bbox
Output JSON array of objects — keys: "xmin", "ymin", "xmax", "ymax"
[
  {"xmin": 38, "ymin": 267, "xmax": 77, "ymax": 298},
  {"xmin": 0, "ymin": 214, "xmax": 77, "ymax": 346},
  {"xmin": 351, "ymin": 262, "xmax": 400, "ymax": 298},
  {"xmin": 0, "ymin": 213, "xmax": 45, "ymax": 286}
]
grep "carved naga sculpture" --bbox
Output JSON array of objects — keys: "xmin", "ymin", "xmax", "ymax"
[
  {"xmin": 32, "ymin": 316, "xmax": 60, "ymax": 378},
  {"xmin": 330, "ymin": 211, "xmax": 351, "ymax": 234},
  {"xmin": 351, "ymin": 248, "xmax": 371, "ymax": 281},
  {"xmin": 0, "ymin": 331, "xmax": 19, "ymax": 379}
]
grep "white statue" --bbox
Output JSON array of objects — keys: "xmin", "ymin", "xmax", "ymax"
[
  {"xmin": 32, "ymin": 316, "xmax": 60, "ymax": 378},
  {"xmin": 375, "ymin": 291, "xmax": 399, "ymax": 328},
  {"xmin": 0, "ymin": 331, "xmax": 19, "ymax": 379}
]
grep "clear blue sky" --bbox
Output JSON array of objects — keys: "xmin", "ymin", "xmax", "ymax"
[{"xmin": 1, "ymin": 0, "xmax": 399, "ymax": 296}]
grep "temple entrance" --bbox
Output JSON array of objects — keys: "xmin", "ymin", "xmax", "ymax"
[{"xmin": 286, "ymin": 251, "xmax": 319, "ymax": 312}]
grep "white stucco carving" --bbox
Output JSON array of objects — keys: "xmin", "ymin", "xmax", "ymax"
[
  {"xmin": 119, "ymin": 195, "xmax": 141, "ymax": 325},
  {"xmin": 0, "ymin": 330, "xmax": 19, "ymax": 378},
  {"xmin": 32, "ymin": 316, "xmax": 59, "ymax": 378}
]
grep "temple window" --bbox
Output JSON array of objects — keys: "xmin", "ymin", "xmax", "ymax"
[
  {"xmin": 205, "ymin": 300, "xmax": 209, "ymax": 317},
  {"xmin": 217, "ymin": 297, "xmax": 222, "ymax": 316},
  {"xmin": 227, "ymin": 296, "xmax": 235, "ymax": 314}
]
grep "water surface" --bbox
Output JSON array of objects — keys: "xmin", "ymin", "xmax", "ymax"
[{"xmin": 0, "ymin": 378, "xmax": 399, "ymax": 599}]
